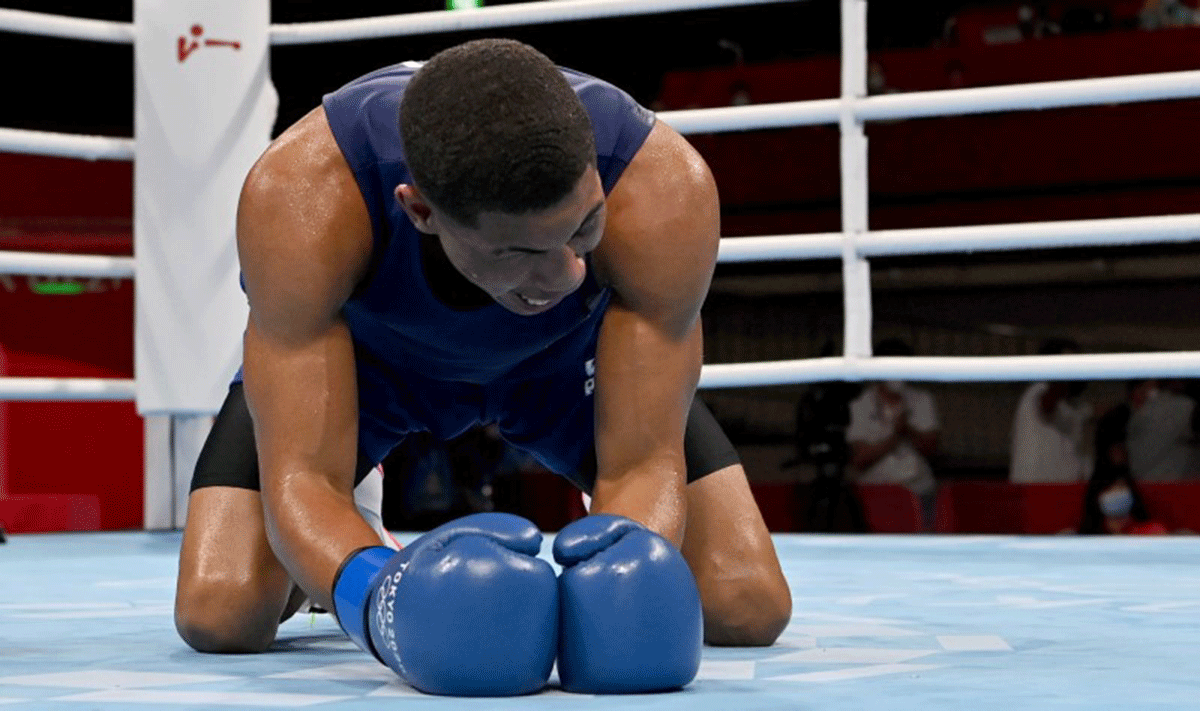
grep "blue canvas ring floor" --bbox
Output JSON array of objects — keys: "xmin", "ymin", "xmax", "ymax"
[{"xmin": 3, "ymin": 531, "xmax": 1199, "ymax": 710}]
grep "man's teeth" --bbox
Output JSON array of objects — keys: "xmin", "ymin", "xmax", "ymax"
[{"xmin": 520, "ymin": 294, "xmax": 549, "ymax": 306}]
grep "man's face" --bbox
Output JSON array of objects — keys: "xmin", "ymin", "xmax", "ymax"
[{"xmin": 406, "ymin": 168, "xmax": 607, "ymax": 316}]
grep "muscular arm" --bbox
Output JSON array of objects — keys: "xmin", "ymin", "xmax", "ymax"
[
  {"xmin": 588, "ymin": 121, "xmax": 721, "ymax": 547},
  {"xmin": 237, "ymin": 108, "xmax": 380, "ymax": 612}
]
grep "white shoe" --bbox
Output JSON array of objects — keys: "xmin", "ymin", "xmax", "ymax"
[{"xmin": 354, "ymin": 464, "xmax": 402, "ymax": 551}]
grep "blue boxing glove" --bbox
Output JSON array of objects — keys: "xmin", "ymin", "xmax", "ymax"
[
  {"xmin": 332, "ymin": 512, "xmax": 558, "ymax": 696},
  {"xmin": 554, "ymin": 514, "xmax": 703, "ymax": 694}
]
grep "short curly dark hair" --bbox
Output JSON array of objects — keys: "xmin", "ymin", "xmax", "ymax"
[{"xmin": 400, "ymin": 39, "xmax": 597, "ymax": 228}]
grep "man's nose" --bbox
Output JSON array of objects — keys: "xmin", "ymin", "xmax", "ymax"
[{"xmin": 534, "ymin": 245, "xmax": 586, "ymax": 293}]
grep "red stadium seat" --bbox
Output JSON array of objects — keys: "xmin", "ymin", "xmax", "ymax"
[{"xmin": 855, "ymin": 484, "xmax": 923, "ymax": 533}]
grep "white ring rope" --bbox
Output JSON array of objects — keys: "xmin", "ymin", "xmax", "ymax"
[
  {"xmin": 0, "ymin": 8, "xmax": 134, "ymax": 43},
  {"xmin": 0, "ymin": 377, "xmax": 136, "ymax": 401},
  {"xmin": 861, "ymin": 214, "xmax": 1200, "ymax": 257},
  {"xmin": 718, "ymin": 213, "xmax": 1200, "ymax": 262},
  {"xmin": 661, "ymin": 99, "xmax": 842, "ymax": 135},
  {"xmin": 8, "ymin": 69, "xmax": 1198, "ymax": 160},
  {"xmin": 270, "ymin": 0, "xmax": 797, "ymax": 45},
  {"xmin": 699, "ymin": 353, "xmax": 1200, "ymax": 389},
  {"xmin": 1, "ymin": 0, "xmax": 1198, "ymax": 401},
  {"xmin": 5, "ymin": 353, "xmax": 1194, "ymax": 400},
  {"xmin": 0, "ymin": 252, "xmax": 135, "ymax": 279},
  {"xmin": 0, "ymin": 127, "xmax": 134, "ymax": 162},
  {"xmin": 856, "ymin": 69, "xmax": 1200, "ymax": 123},
  {"xmin": 0, "ymin": 0, "xmax": 796, "ymax": 46},
  {"xmin": 657, "ymin": 70, "xmax": 1200, "ymax": 133}
]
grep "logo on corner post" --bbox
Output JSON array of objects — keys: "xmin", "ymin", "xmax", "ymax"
[{"xmin": 177, "ymin": 24, "xmax": 242, "ymax": 63}]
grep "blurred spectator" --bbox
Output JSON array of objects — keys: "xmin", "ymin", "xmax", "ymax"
[
  {"xmin": 1017, "ymin": 3, "xmax": 1060, "ymax": 39},
  {"xmin": 1078, "ymin": 405, "xmax": 1169, "ymax": 535},
  {"xmin": 983, "ymin": 4, "xmax": 1059, "ymax": 45},
  {"xmin": 1009, "ymin": 337, "xmax": 1094, "ymax": 484},
  {"xmin": 716, "ymin": 39, "xmax": 751, "ymax": 106},
  {"xmin": 1140, "ymin": 0, "xmax": 1200, "ymax": 29},
  {"xmin": 1127, "ymin": 379, "xmax": 1199, "ymax": 482},
  {"xmin": 846, "ymin": 338, "xmax": 940, "ymax": 530},
  {"xmin": 867, "ymin": 61, "xmax": 899, "ymax": 96},
  {"xmin": 789, "ymin": 341, "xmax": 866, "ymax": 532},
  {"xmin": 1059, "ymin": 5, "xmax": 1112, "ymax": 34},
  {"xmin": 945, "ymin": 59, "xmax": 967, "ymax": 89}
]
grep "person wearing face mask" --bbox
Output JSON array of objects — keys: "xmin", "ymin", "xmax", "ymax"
[
  {"xmin": 846, "ymin": 338, "xmax": 941, "ymax": 531},
  {"xmin": 1078, "ymin": 405, "xmax": 1168, "ymax": 536},
  {"xmin": 1009, "ymin": 338, "xmax": 1095, "ymax": 484}
]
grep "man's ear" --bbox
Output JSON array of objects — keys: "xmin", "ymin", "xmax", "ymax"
[{"xmin": 395, "ymin": 184, "xmax": 437, "ymax": 233}]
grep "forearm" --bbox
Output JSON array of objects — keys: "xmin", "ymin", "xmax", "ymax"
[
  {"xmin": 263, "ymin": 471, "xmax": 384, "ymax": 612},
  {"xmin": 590, "ymin": 454, "xmax": 687, "ymax": 547}
]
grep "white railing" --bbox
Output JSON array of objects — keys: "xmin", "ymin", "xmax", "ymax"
[
  {"xmin": 270, "ymin": 0, "xmax": 797, "ymax": 44},
  {"xmin": 0, "ymin": 377, "xmax": 136, "ymax": 401},
  {"xmin": 0, "ymin": 127, "xmax": 135, "ymax": 162},
  {"xmin": 718, "ymin": 213, "xmax": 1200, "ymax": 262},
  {"xmin": 657, "ymin": 72, "xmax": 1200, "ymax": 133},
  {"xmin": 699, "ymin": 352, "xmax": 1200, "ymax": 389},
  {"xmin": 855, "ymin": 69, "xmax": 1200, "ymax": 122},
  {"xmin": 0, "ymin": 252, "xmax": 135, "ymax": 279},
  {"xmin": 1, "ymin": 0, "xmax": 1198, "ymax": 400},
  {"xmin": 0, "ymin": 7, "xmax": 134, "ymax": 43}
]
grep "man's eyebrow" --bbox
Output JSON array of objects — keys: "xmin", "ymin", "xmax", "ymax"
[{"xmin": 503, "ymin": 202, "xmax": 605, "ymax": 254}]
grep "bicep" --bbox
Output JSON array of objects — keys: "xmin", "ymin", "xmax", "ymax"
[
  {"xmin": 592, "ymin": 121, "xmax": 720, "ymax": 476},
  {"xmin": 235, "ymin": 112, "xmax": 372, "ymax": 494}
]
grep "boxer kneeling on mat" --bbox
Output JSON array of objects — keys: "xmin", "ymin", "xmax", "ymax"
[{"xmin": 174, "ymin": 39, "xmax": 791, "ymax": 695}]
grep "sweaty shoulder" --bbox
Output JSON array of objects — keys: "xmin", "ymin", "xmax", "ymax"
[
  {"xmin": 237, "ymin": 107, "xmax": 373, "ymax": 331},
  {"xmin": 595, "ymin": 120, "xmax": 720, "ymax": 332}
]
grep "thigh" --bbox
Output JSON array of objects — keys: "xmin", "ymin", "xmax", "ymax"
[
  {"xmin": 181, "ymin": 383, "xmax": 391, "ymax": 608},
  {"xmin": 680, "ymin": 463, "xmax": 793, "ymax": 645},
  {"xmin": 177, "ymin": 385, "xmax": 299, "ymax": 643},
  {"xmin": 680, "ymin": 463, "xmax": 785, "ymax": 584},
  {"xmin": 177, "ymin": 485, "xmax": 295, "ymax": 622}
]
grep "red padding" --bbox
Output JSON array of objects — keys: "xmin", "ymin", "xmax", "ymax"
[{"xmin": 0, "ymin": 494, "xmax": 102, "ymax": 533}]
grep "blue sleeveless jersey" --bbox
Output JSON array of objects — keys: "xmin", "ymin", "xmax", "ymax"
[{"xmin": 314, "ymin": 61, "xmax": 655, "ymax": 469}]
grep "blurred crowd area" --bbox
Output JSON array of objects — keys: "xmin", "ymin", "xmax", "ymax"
[
  {"xmin": 7, "ymin": 1, "xmax": 1200, "ymax": 134},
  {"xmin": 385, "ymin": 335, "xmax": 1200, "ymax": 538},
  {"xmin": 374, "ymin": 0, "xmax": 1200, "ymax": 536},
  {"xmin": 3, "ymin": 0, "xmax": 1199, "ymax": 535}
]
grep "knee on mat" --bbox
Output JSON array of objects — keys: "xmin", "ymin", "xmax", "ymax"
[
  {"xmin": 175, "ymin": 577, "xmax": 281, "ymax": 654},
  {"xmin": 701, "ymin": 569, "xmax": 793, "ymax": 647}
]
